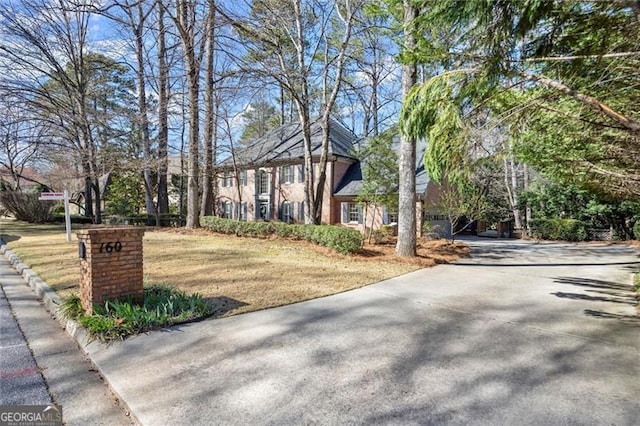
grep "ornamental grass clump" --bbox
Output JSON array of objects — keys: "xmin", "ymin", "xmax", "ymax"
[{"xmin": 60, "ymin": 285, "xmax": 212, "ymax": 342}]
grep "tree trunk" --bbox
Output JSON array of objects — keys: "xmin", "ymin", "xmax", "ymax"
[
  {"xmin": 288, "ymin": 0, "xmax": 315, "ymax": 225},
  {"xmin": 503, "ymin": 155, "xmax": 522, "ymax": 229},
  {"xmin": 313, "ymin": 119, "xmax": 329, "ymax": 224},
  {"xmin": 200, "ymin": 2, "xmax": 216, "ymax": 217},
  {"xmin": 83, "ymin": 171, "xmax": 93, "ymax": 219},
  {"xmin": 510, "ymin": 156, "xmax": 522, "ymax": 229},
  {"xmin": 371, "ymin": 45, "xmax": 380, "ymax": 137},
  {"xmin": 185, "ymin": 62, "xmax": 200, "ymax": 228},
  {"xmin": 173, "ymin": 0, "xmax": 204, "ymax": 229},
  {"xmin": 156, "ymin": 0, "xmax": 169, "ymax": 218},
  {"xmin": 395, "ymin": 0, "xmax": 417, "ymax": 257},
  {"xmin": 372, "ymin": 73, "xmax": 379, "ymax": 137},
  {"xmin": 279, "ymin": 84, "xmax": 285, "ymax": 126},
  {"xmin": 299, "ymin": 106, "xmax": 314, "ymax": 225},
  {"xmin": 89, "ymin": 156, "xmax": 102, "ymax": 224},
  {"xmin": 134, "ymin": 2, "xmax": 156, "ymax": 220},
  {"xmin": 92, "ymin": 178, "xmax": 102, "ymax": 224},
  {"xmin": 524, "ymin": 163, "xmax": 532, "ymax": 231},
  {"xmin": 179, "ymin": 114, "xmax": 186, "ymax": 220}
]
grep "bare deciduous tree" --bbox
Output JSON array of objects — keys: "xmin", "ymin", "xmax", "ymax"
[
  {"xmin": 216, "ymin": 0, "xmax": 364, "ymax": 224},
  {"xmin": 0, "ymin": 99, "xmax": 47, "ymax": 191},
  {"xmin": 0, "ymin": 0, "xmax": 130, "ymax": 223},
  {"xmin": 200, "ymin": 0, "xmax": 217, "ymax": 217},
  {"xmin": 163, "ymin": 0, "xmax": 212, "ymax": 228}
]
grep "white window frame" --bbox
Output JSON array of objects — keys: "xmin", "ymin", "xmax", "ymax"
[
  {"xmin": 223, "ymin": 201, "xmax": 232, "ymax": 219},
  {"xmin": 222, "ymin": 171, "xmax": 236, "ymax": 188},
  {"xmin": 341, "ymin": 202, "xmax": 363, "ymax": 224},
  {"xmin": 281, "ymin": 165, "xmax": 294, "ymax": 184},
  {"xmin": 258, "ymin": 170, "xmax": 269, "ymax": 195},
  {"xmin": 282, "ymin": 201, "xmax": 293, "ymax": 223},
  {"xmin": 348, "ymin": 203, "xmax": 360, "ymax": 223},
  {"xmin": 387, "ymin": 210, "xmax": 398, "ymax": 224}
]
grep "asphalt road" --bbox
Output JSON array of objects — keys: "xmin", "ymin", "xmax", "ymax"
[{"xmin": 83, "ymin": 238, "xmax": 640, "ymax": 425}]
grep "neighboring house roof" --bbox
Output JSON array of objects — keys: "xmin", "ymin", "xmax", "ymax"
[
  {"xmin": 334, "ymin": 137, "xmax": 429, "ymax": 197},
  {"xmin": 217, "ymin": 119, "xmax": 359, "ymax": 168},
  {"xmin": 0, "ymin": 166, "xmax": 44, "ymax": 191},
  {"xmin": 63, "ymin": 172, "xmax": 112, "ymax": 200}
]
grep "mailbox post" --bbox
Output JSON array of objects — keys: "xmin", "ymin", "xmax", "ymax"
[{"xmin": 77, "ymin": 228, "xmax": 145, "ymax": 315}]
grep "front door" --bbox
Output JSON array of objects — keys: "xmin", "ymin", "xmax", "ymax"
[{"xmin": 258, "ymin": 201, "xmax": 270, "ymax": 220}]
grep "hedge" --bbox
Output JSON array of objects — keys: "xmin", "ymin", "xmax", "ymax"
[
  {"xmin": 103, "ymin": 214, "xmax": 185, "ymax": 227},
  {"xmin": 52, "ymin": 214, "xmax": 94, "ymax": 224},
  {"xmin": 51, "ymin": 213, "xmax": 186, "ymax": 226},
  {"xmin": 200, "ymin": 216, "xmax": 363, "ymax": 254},
  {"xmin": 529, "ymin": 218, "xmax": 589, "ymax": 242},
  {"xmin": 634, "ymin": 220, "xmax": 640, "ymax": 240}
]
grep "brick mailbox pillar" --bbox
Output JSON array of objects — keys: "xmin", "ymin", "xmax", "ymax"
[{"xmin": 77, "ymin": 228, "xmax": 145, "ymax": 315}]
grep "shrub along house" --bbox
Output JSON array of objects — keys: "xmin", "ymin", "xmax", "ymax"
[{"xmin": 215, "ymin": 120, "xmax": 441, "ymax": 236}]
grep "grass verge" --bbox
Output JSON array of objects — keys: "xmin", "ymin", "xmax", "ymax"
[{"xmin": 60, "ymin": 285, "xmax": 212, "ymax": 342}]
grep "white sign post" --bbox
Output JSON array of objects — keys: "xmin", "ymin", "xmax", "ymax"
[{"xmin": 39, "ymin": 191, "xmax": 71, "ymax": 242}]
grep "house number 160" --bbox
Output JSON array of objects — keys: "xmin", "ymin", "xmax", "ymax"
[{"xmin": 100, "ymin": 241, "xmax": 122, "ymax": 253}]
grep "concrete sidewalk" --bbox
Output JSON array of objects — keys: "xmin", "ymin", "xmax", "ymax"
[
  {"xmin": 78, "ymin": 240, "xmax": 639, "ymax": 425},
  {"xmin": 3, "ymin": 239, "xmax": 639, "ymax": 425},
  {"xmin": 0, "ymin": 255, "xmax": 137, "ymax": 425},
  {"xmin": 0, "ymin": 277, "xmax": 51, "ymax": 405}
]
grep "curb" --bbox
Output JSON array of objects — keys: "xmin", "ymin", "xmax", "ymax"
[
  {"xmin": 0, "ymin": 240, "xmax": 136, "ymax": 422},
  {"xmin": 0, "ymin": 242, "xmax": 87, "ymax": 342},
  {"xmin": 1, "ymin": 244, "xmax": 61, "ymax": 315}
]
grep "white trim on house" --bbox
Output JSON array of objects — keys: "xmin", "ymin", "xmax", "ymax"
[{"xmin": 341, "ymin": 202, "xmax": 363, "ymax": 225}]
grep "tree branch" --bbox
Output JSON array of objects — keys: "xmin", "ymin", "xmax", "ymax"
[
  {"xmin": 521, "ymin": 51, "xmax": 640, "ymax": 62},
  {"xmin": 522, "ymin": 72, "xmax": 640, "ymax": 133}
]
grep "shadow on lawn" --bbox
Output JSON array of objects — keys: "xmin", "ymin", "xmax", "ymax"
[
  {"xmin": 206, "ymin": 296, "xmax": 249, "ymax": 317},
  {"xmin": 0, "ymin": 234, "xmax": 21, "ymax": 243}
]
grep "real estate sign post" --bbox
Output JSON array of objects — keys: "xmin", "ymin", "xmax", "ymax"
[{"xmin": 39, "ymin": 191, "xmax": 71, "ymax": 242}]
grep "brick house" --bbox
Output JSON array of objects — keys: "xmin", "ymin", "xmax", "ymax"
[
  {"xmin": 332, "ymin": 136, "xmax": 444, "ymax": 236},
  {"xmin": 215, "ymin": 119, "xmax": 443, "ymax": 235}
]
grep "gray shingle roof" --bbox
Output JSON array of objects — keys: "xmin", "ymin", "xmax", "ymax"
[
  {"xmin": 217, "ymin": 119, "xmax": 359, "ymax": 168},
  {"xmin": 333, "ymin": 136, "xmax": 429, "ymax": 197},
  {"xmin": 415, "ymin": 139, "xmax": 430, "ymax": 194}
]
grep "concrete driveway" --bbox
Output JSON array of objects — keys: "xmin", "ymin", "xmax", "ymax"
[{"xmin": 86, "ymin": 238, "xmax": 640, "ymax": 425}]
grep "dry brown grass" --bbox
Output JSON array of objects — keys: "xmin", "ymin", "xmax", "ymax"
[{"xmin": 1, "ymin": 220, "xmax": 468, "ymax": 317}]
